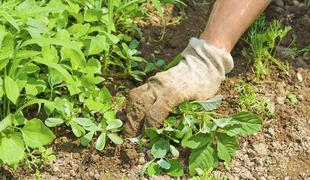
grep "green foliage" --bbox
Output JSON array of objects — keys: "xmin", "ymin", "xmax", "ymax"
[
  {"xmin": 0, "ymin": 0, "xmax": 160, "ymax": 169},
  {"xmin": 235, "ymin": 80, "xmax": 273, "ymax": 117},
  {"xmin": 142, "ymin": 96, "xmax": 262, "ymax": 177},
  {"xmin": 244, "ymin": 16, "xmax": 291, "ymax": 79}
]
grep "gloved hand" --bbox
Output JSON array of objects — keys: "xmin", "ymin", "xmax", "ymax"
[{"xmin": 123, "ymin": 38, "xmax": 234, "ymax": 137}]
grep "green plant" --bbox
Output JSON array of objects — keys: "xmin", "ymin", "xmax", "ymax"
[
  {"xmin": 235, "ymin": 80, "xmax": 273, "ymax": 117},
  {"xmin": 305, "ymin": 0, "xmax": 310, "ymax": 6},
  {"xmin": 0, "ymin": 0, "xmax": 171, "ymax": 169},
  {"xmin": 285, "ymin": 91, "xmax": 298, "ymax": 104},
  {"xmin": 244, "ymin": 16, "xmax": 291, "ymax": 79},
  {"xmin": 141, "ymin": 96, "xmax": 262, "ymax": 178}
]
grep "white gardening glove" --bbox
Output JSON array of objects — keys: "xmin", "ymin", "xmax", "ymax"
[{"xmin": 123, "ymin": 38, "xmax": 234, "ymax": 137}]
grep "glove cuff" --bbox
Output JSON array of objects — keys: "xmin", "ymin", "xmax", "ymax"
[{"xmin": 181, "ymin": 38, "xmax": 234, "ymax": 74}]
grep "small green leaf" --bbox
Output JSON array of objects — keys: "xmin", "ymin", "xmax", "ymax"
[
  {"xmin": 0, "ymin": 133, "xmax": 24, "ymax": 166},
  {"xmin": 170, "ymin": 145, "xmax": 179, "ymax": 158},
  {"xmin": 147, "ymin": 162, "xmax": 162, "ymax": 176},
  {"xmin": 106, "ymin": 119, "xmax": 123, "ymax": 130},
  {"xmin": 0, "ymin": 114, "xmax": 13, "ymax": 132},
  {"xmin": 4, "ymin": 76, "xmax": 20, "ymax": 105},
  {"xmin": 95, "ymin": 132, "xmax": 106, "ymax": 150},
  {"xmin": 195, "ymin": 95, "xmax": 223, "ymax": 111},
  {"xmin": 167, "ymin": 160, "xmax": 184, "ymax": 177},
  {"xmin": 45, "ymin": 118, "xmax": 64, "ymax": 127},
  {"xmin": 21, "ymin": 119, "xmax": 56, "ymax": 148},
  {"xmin": 151, "ymin": 139, "xmax": 170, "ymax": 158},
  {"xmin": 107, "ymin": 133, "xmax": 123, "ymax": 144},
  {"xmin": 157, "ymin": 158, "xmax": 171, "ymax": 169},
  {"xmin": 70, "ymin": 121, "xmax": 85, "ymax": 137},
  {"xmin": 88, "ymin": 36, "xmax": 107, "ymax": 55},
  {"xmin": 81, "ymin": 131, "xmax": 95, "ymax": 146},
  {"xmin": 184, "ymin": 133, "xmax": 213, "ymax": 149},
  {"xmin": 0, "ymin": 11, "xmax": 20, "ymax": 31},
  {"xmin": 84, "ymin": 9, "xmax": 103, "ymax": 22}
]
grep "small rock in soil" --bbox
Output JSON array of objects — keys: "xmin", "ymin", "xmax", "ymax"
[
  {"xmin": 296, "ymin": 72, "xmax": 303, "ymax": 82},
  {"xmin": 274, "ymin": 0, "xmax": 284, "ymax": 7},
  {"xmin": 138, "ymin": 156, "xmax": 146, "ymax": 164},
  {"xmin": 253, "ymin": 143, "xmax": 268, "ymax": 156},
  {"xmin": 303, "ymin": 52, "xmax": 310, "ymax": 61},
  {"xmin": 276, "ymin": 96, "xmax": 286, "ymax": 105},
  {"xmin": 94, "ymin": 173, "xmax": 100, "ymax": 180}
]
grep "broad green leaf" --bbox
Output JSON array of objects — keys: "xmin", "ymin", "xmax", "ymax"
[
  {"xmin": 21, "ymin": 119, "xmax": 56, "ymax": 148},
  {"xmin": 214, "ymin": 117, "xmax": 232, "ymax": 128},
  {"xmin": 183, "ymin": 133, "xmax": 213, "ymax": 149},
  {"xmin": 75, "ymin": 118, "xmax": 95, "ymax": 127},
  {"xmin": 61, "ymin": 47, "xmax": 86, "ymax": 70},
  {"xmin": 189, "ymin": 145, "xmax": 216, "ymax": 176},
  {"xmin": 88, "ymin": 36, "xmax": 107, "ymax": 55},
  {"xmin": 84, "ymin": 9, "xmax": 103, "ymax": 22},
  {"xmin": 151, "ymin": 139, "xmax": 170, "ymax": 159},
  {"xmin": 0, "ymin": 33, "xmax": 14, "ymax": 69},
  {"xmin": 16, "ymin": 72, "xmax": 28, "ymax": 92},
  {"xmin": 157, "ymin": 158, "xmax": 170, "ymax": 169},
  {"xmin": 67, "ymin": 23, "xmax": 90, "ymax": 38},
  {"xmin": 81, "ymin": 131, "xmax": 95, "ymax": 146},
  {"xmin": 0, "ymin": 133, "xmax": 24, "ymax": 166},
  {"xmin": 195, "ymin": 95, "xmax": 223, "ymax": 111},
  {"xmin": 42, "ymin": 45, "xmax": 59, "ymax": 63},
  {"xmin": 25, "ymin": 78, "xmax": 46, "ymax": 96},
  {"xmin": 13, "ymin": 111, "xmax": 26, "ymax": 126},
  {"xmin": 99, "ymin": 87, "xmax": 112, "ymax": 102},
  {"xmin": 107, "ymin": 133, "xmax": 123, "ymax": 144},
  {"xmin": 45, "ymin": 118, "xmax": 64, "ymax": 127},
  {"xmin": 145, "ymin": 128, "xmax": 159, "ymax": 139},
  {"xmin": 167, "ymin": 160, "xmax": 184, "ymax": 177},
  {"xmin": 86, "ymin": 58, "xmax": 101, "ymax": 73},
  {"xmin": 0, "ymin": 114, "xmax": 13, "ymax": 132},
  {"xmin": 104, "ymin": 32, "xmax": 120, "ymax": 45},
  {"xmin": 106, "ymin": 119, "xmax": 123, "ymax": 130},
  {"xmin": 224, "ymin": 112, "xmax": 262, "ymax": 136},
  {"xmin": 4, "ymin": 76, "xmax": 20, "ymax": 105},
  {"xmin": 22, "ymin": 63, "xmax": 40, "ymax": 74},
  {"xmin": 22, "ymin": 38, "xmax": 83, "ymax": 57},
  {"xmin": 147, "ymin": 162, "xmax": 162, "ymax": 176},
  {"xmin": 85, "ymin": 99, "xmax": 110, "ymax": 112},
  {"xmin": 70, "ymin": 121, "xmax": 86, "ymax": 137},
  {"xmin": 216, "ymin": 133, "xmax": 237, "ymax": 162},
  {"xmin": 95, "ymin": 132, "xmax": 106, "ymax": 150}
]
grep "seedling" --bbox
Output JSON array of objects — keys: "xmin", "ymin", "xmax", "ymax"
[
  {"xmin": 235, "ymin": 80, "xmax": 273, "ymax": 117},
  {"xmin": 244, "ymin": 16, "xmax": 291, "ymax": 79},
  {"xmin": 141, "ymin": 96, "xmax": 262, "ymax": 178}
]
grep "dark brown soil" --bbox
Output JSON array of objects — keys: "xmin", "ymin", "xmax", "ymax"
[{"xmin": 2, "ymin": 0, "xmax": 310, "ymax": 179}]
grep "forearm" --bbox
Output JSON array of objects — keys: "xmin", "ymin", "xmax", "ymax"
[{"xmin": 200, "ymin": 0, "xmax": 271, "ymax": 52}]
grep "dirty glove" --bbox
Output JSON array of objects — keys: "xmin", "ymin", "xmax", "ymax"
[{"xmin": 123, "ymin": 38, "xmax": 234, "ymax": 137}]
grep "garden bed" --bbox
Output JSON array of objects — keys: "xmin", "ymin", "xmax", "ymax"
[{"xmin": 1, "ymin": 0, "xmax": 310, "ymax": 179}]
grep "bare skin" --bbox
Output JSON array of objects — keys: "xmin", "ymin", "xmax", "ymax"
[
  {"xmin": 123, "ymin": 0, "xmax": 271, "ymax": 137},
  {"xmin": 200, "ymin": 0, "xmax": 271, "ymax": 52}
]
